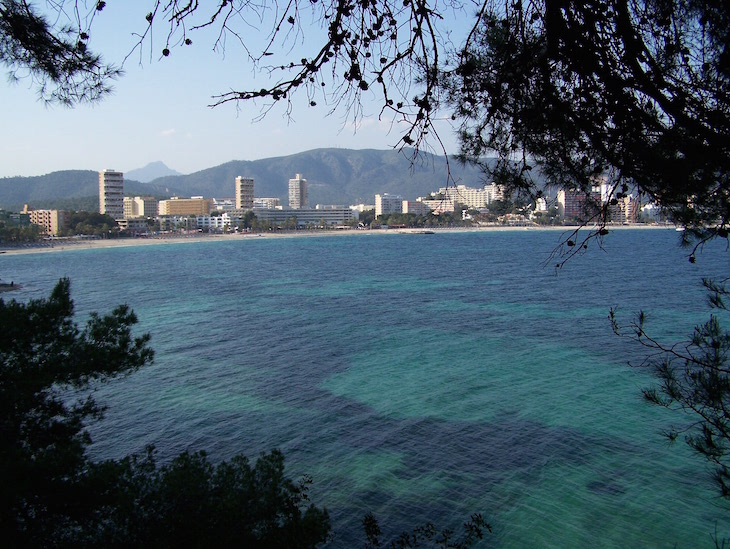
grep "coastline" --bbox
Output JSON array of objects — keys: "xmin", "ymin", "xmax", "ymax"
[{"xmin": 0, "ymin": 224, "xmax": 675, "ymax": 257}]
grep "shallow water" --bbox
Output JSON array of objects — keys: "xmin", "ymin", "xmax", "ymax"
[{"xmin": 2, "ymin": 228, "xmax": 728, "ymax": 547}]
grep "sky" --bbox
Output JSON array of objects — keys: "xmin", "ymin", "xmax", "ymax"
[{"xmin": 0, "ymin": 2, "xmax": 461, "ymax": 178}]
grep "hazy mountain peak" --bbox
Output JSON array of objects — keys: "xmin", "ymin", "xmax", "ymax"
[{"xmin": 126, "ymin": 161, "xmax": 182, "ymax": 183}]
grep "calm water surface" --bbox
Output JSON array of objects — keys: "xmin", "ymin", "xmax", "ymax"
[{"xmin": 2, "ymin": 228, "xmax": 728, "ymax": 547}]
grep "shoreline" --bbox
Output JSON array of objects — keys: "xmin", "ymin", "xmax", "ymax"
[
  {"xmin": 0, "ymin": 283, "xmax": 20, "ymax": 293},
  {"xmin": 0, "ymin": 224, "xmax": 675, "ymax": 257}
]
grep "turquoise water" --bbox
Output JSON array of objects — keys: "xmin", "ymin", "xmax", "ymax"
[{"xmin": 2, "ymin": 229, "xmax": 729, "ymax": 547}]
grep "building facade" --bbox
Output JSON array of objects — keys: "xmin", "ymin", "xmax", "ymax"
[
  {"xmin": 402, "ymin": 200, "xmax": 431, "ymax": 216},
  {"xmin": 99, "ymin": 169, "xmax": 124, "ymax": 220},
  {"xmin": 21, "ymin": 205, "xmax": 69, "ymax": 236},
  {"xmin": 254, "ymin": 197, "xmax": 281, "ymax": 209},
  {"xmin": 439, "ymin": 185, "xmax": 489, "ymax": 209},
  {"xmin": 116, "ymin": 218, "xmax": 149, "ymax": 233},
  {"xmin": 158, "ymin": 196, "xmax": 214, "ymax": 216},
  {"xmin": 235, "ymin": 177, "xmax": 254, "ymax": 209},
  {"xmin": 124, "ymin": 196, "xmax": 158, "ymax": 219},
  {"xmin": 375, "ymin": 193, "xmax": 404, "ymax": 217},
  {"xmin": 254, "ymin": 206, "xmax": 353, "ymax": 226},
  {"xmin": 557, "ymin": 189, "xmax": 602, "ymax": 222},
  {"xmin": 123, "ymin": 197, "xmax": 135, "ymax": 219},
  {"xmin": 417, "ymin": 197, "xmax": 455, "ymax": 214},
  {"xmin": 213, "ymin": 198, "xmax": 236, "ymax": 211},
  {"xmin": 609, "ymin": 195, "xmax": 641, "ymax": 223},
  {"xmin": 135, "ymin": 196, "xmax": 158, "ymax": 218},
  {"xmin": 288, "ymin": 174, "xmax": 307, "ymax": 209}
]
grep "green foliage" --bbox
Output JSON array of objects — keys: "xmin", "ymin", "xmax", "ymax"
[
  {"xmin": 0, "ymin": 0, "xmax": 120, "ymax": 104},
  {"xmin": 0, "ymin": 280, "xmax": 332, "ymax": 547},
  {"xmin": 358, "ymin": 209, "xmax": 376, "ymax": 227},
  {"xmin": 377, "ymin": 212, "xmax": 425, "ymax": 228},
  {"xmin": 0, "ymin": 170, "xmax": 170, "ymax": 210},
  {"xmin": 21, "ymin": 195, "xmax": 100, "ymax": 213},
  {"xmin": 0, "ymin": 219, "xmax": 41, "ymax": 243},
  {"xmin": 0, "ymin": 278, "xmax": 153, "ymax": 544},
  {"xmin": 61, "ymin": 211, "xmax": 119, "ymax": 236},
  {"xmin": 610, "ymin": 277, "xmax": 730, "ymax": 498},
  {"xmin": 4, "ymin": 2, "xmax": 728, "ymax": 239},
  {"xmin": 83, "ymin": 448, "xmax": 331, "ymax": 548},
  {"xmin": 238, "ymin": 209, "xmax": 257, "ymax": 230},
  {"xmin": 0, "ymin": 150, "xmax": 487, "ymax": 209},
  {"xmin": 447, "ymin": 1, "xmax": 730, "ymax": 236},
  {"xmin": 363, "ymin": 512, "xmax": 490, "ymax": 549}
]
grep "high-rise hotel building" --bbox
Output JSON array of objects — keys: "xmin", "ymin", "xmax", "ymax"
[
  {"xmin": 99, "ymin": 169, "xmax": 124, "ymax": 220},
  {"xmin": 235, "ymin": 176, "xmax": 254, "ymax": 209},
  {"xmin": 288, "ymin": 173, "xmax": 307, "ymax": 209}
]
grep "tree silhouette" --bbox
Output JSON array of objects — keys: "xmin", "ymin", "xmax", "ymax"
[
  {"xmin": 3, "ymin": 1, "xmax": 727, "ymax": 239},
  {"xmin": 0, "ymin": 0, "xmax": 120, "ymax": 104},
  {"xmin": 0, "ymin": 279, "xmax": 332, "ymax": 546}
]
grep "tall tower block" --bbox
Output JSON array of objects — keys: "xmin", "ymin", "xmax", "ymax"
[
  {"xmin": 288, "ymin": 173, "xmax": 307, "ymax": 209},
  {"xmin": 99, "ymin": 169, "xmax": 124, "ymax": 220},
  {"xmin": 235, "ymin": 176, "xmax": 254, "ymax": 209}
]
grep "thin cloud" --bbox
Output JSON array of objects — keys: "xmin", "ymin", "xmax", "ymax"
[{"xmin": 160, "ymin": 129, "xmax": 176, "ymax": 137}]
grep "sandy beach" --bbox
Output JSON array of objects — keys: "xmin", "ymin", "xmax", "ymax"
[{"xmin": 0, "ymin": 224, "xmax": 674, "ymax": 257}]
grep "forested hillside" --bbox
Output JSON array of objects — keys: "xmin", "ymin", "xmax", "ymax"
[
  {"xmin": 1, "ymin": 149, "xmax": 488, "ymax": 210},
  {"xmin": 0, "ymin": 171, "xmax": 167, "ymax": 211}
]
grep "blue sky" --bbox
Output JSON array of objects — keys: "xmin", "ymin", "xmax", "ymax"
[{"xmin": 0, "ymin": 2, "xmax": 461, "ymax": 178}]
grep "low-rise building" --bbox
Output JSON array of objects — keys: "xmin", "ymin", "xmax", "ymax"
[
  {"xmin": 254, "ymin": 197, "xmax": 282, "ymax": 209},
  {"xmin": 21, "ymin": 205, "xmax": 69, "ymax": 235},
  {"xmin": 402, "ymin": 200, "xmax": 431, "ymax": 215},
  {"xmin": 158, "ymin": 196, "xmax": 214, "ymax": 216},
  {"xmin": 438, "ymin": 184, "xmax": 494, "ymax": 209},
  {"xmin": 254, "ymin": 205, "xmax": 353, "ymax": 226},
  {"xmin": 117, "ymin": 218, "xmax": 149, "ymax": 233},
  {"xmin": 417, "ymin": 197, "xmax": 455, "ymax": 214},
  {"xmin": 213, "ymin": 198, "xmax": 236, "ymax": 211}
]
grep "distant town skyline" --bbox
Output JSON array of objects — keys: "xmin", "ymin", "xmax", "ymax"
[{"xmin": 0, "ymin": 3, "xmax": 460, "ymax": 179}]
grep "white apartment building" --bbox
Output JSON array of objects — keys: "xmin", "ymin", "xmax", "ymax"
[
  {"xmin": 437, "ymin": 183, "xmax": 505, "ymax": 209},
  {"xmin": 375, "ymin": 193, "xmax": 404, "ymax": 217},
  {"xmin": 99, "ymin": 169, "xmax": 124, "ymax": 220},
  {"xmin": 417, "ymin": 197, "xmax": 455, "ymax": 214},
  {"xmin": 254, "ymin": 197, "xmax": 281, "ymax": 209},
  {"xmin": 197, "ymin": 214, "xmax": 231, "ymax": 231},
  {"xmin": 235, "ymin": 177, "xmax": 254, "ymax": 209},
  {"xmin": 288, "ymin": 174, "xmax": 307, "ymax": 209},
  {"xmin": 402, "ymin": 200, "xmax": 431, "ymax": 215},
  {"xmin": 213, "ymin": 198, "xmax": 236, "ymax": 211},
  {"xmin": 351, "ymin": 203, "xmax": 375, "ymax": 213},
  {"xmin": 254, "ymin": 205, "xmax": 353, "ymax": 226}
]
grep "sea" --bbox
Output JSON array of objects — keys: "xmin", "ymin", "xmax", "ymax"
[{"xmin": 2, "ymin": 228, "xmax": 729, "ymax": 547}]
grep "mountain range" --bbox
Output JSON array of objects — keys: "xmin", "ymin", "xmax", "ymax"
[
  {"xmin": 125, "ymin": 161, "xmax": 182, "ymax": 183},
  {"xmin": 0, "ymin": 148, "xmax": 489, "ymax": 211}
]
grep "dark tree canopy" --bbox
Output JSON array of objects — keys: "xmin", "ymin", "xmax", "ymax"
[
  {"xmin": 446, "ymin": 0, "xmax": 730, "ymax": 240},
  {"xmin": 0, "ymin": 280, "xmax": 332, "ymax": 546},
  {"xmin": 611, "ymin": 278, "xmax": 730, "ymax": 499},
  {"xmin": 0, "ymin": 0, "xmax": 121, "ymax": 104},
  {"xmin": 0, "ymin": 278, "xmax": 153, "ymax": 544},
  {"xmin": 2, "ymin": 1, "xmax": 728, "ymax": 238},
  {"xmin": 3, "ymin": 0, "xmax": 730, "ymax": 516}
]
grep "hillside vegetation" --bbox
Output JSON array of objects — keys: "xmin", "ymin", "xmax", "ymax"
[{"xmin": 1, "ymin": 149, "xmax": 487, "ymax": 210}]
